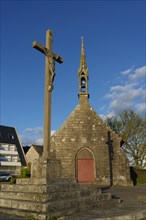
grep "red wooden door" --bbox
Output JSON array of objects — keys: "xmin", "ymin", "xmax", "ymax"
[{"xmin": 77, "ymin": 159, "xmax": 94, "ymax": 182}]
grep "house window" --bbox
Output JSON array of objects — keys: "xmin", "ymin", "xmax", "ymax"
[
  {"xmin": 0, "ymin": 144, "xmax": 3, "ymax": 150},
  {"xmin": 12, "ymin": 156, "xmax": 18, "ymax": 162},
  {"xmin": 8, "ymin": 133, "xmax": 15, "ymax": 140},
  {"xmin": 5, "ymin": 155, "xmax": 11, "ymax": 161},
  {"xmin": 0, "ymin": 155, "xmax": 7, "ymax": 161},
  {"xmin": 0, "ymin": 155, "xmax": 11, "ymax": 161},
  {"xmin": 9, "ymin": 145, "xmax": 16, "ymax": 151},
  {"xmin": 0, "ymin": 144, "xmax": 9, "ymax": 150}
]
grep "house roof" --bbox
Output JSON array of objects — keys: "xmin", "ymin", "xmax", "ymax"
[
  {"xmin": 0, "ymin": 125, "xmax": 27, "ymax": 166},
  {"xmin": 32, "ymin": 145, "xmax": 43, "ymax": 156},
  {"xmin": 23, "ymin": 146, "xmax": 31, "ymax": 154}
]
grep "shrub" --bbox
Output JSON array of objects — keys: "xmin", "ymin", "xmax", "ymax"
[
  {"xmin": 130, "ymin": 166, "xmax": 146, "ymax": 185},
  {"xmin": 10, "ymin": 176, "xmax": 16, "ymax": 184},
  {"xmin": 137, "ymin": 177, "xmax": 146, "ymax": 184},
  {"xmin": 20, "ymin": 165, "xmax": 31, "ymax": 178}
]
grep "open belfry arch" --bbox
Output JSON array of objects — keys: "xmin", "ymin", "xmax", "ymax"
[{"xmin": 51, "ymin": 37, "xmax": 132, "ymax": 186}]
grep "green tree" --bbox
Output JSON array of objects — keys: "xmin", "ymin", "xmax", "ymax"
[{"xmin": 106, "ymin": 109, "xmax": 146, "ymax": 167}]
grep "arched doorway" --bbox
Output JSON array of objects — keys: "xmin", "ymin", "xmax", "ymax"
[{"xmin": 76, "ymin": 148, "xmax": 95, "ymax": 183}]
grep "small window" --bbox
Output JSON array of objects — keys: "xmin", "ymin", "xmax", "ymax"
[
  {"xmin": 0, "ymin": 144, "xmax": 9, "ymax": 150},
  {"xmin": 0, "ymin": 155, "xmax": 6, "ymax": 161},
  {"xmin": 5, "ymin": 155, "xmax": 11, "ymax": 161},
  {"xmin": 9, "ymin": 145, "xmax": 16, "ymax": 151},
  {"xmin": 12, "ymin": 156, "xmax": 18, "ymax": 162},
  {"xmin": 8, "ymin": 133, "xmax": 15, "ymax": 140}
]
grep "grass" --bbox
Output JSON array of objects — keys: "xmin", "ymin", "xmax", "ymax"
[
  {"xmin": 24, "ymin": 213, "xmax": 36, "ymax": 219},
  {"xmin": 49, "ymin": 217, "xmax": 58, "ymax": 220},
  {"xmin": 137, "ymin": 178, "xmax": 146, "ymax": 184}
]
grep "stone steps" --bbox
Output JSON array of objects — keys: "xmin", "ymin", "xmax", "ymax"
[
  {"xmin": 47, "ymin": 193, "xmax": 110, "ymax": 211},
  {"xmin": 0, "ymin": 181, "xmax": 111, "ymax": 219},
  {"xmin": 0, "ymin": 196, "xmax": 110, "ymax": 217},
  {"xmin": 0, "ymin": 207, "xmax": 47, "ymax": 220},
  {"xmin": 1, "ymin": 184, "xmax": 47, "ymax": 193},
  {"xmin": 0, "ymin": 191, "xmax": 47, "ymax": 202},
  {"xmin": 0, "ymin": 206, "xmax": 78, "ymax": 220},
  {"xmin": 1, "ymin": 182, "xmax": 95, "ymax": 193},
  {"xmin": 0, "ymin": 191, "xmax": 110, "ymax": 211},
  {"xmin": 0, "ymin": 198, "xmax": 46, "ymax": 212},
  {"xmin": 0, "ymin": 185, "xmax": 101, "ymax": 202}
]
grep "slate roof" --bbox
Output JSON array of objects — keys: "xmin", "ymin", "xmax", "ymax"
[
  {"xmin": 23, "ymin": 146, "xmax": 31, "ymax": 154},
  {"xmin": 32, "ymin": 145, "xmax": 43, "ymax": 156},
  {"xmin": 0, "ymin": 125, "xmax": 27, "ymax": 166}
]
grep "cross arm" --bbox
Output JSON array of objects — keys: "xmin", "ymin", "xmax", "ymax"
[
  {"xmin": 32, "ymin": 41, "xmax": 63, "ymax": 64},
  {"xmin": 52, "ymin": 52, "xmax": 63, "ymax": 64},
  {"xmin": 32, "ymin": 41, "xmax": 46, "ymax": 55}
]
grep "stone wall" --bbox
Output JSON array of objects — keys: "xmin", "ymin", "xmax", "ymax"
[
  {"xmin": 26, "ymin": 147, "xmax": 40, "ymax": 164},
  {"xmin": 51, "ymin": 101, "xmax": 132, "ymax": 186}
]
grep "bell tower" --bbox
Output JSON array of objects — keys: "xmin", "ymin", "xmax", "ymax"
[{"xmin": 78, "ymin": 37, "xmax": 89, "ymax": 102}]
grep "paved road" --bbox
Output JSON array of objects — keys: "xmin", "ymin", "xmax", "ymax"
[{"xmin": 0, "ymin": 185, "xmax": 146, "ymax": 220}]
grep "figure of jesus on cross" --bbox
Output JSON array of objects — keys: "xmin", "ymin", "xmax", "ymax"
[{"xmin": 32, "ymin": 30, "xmax": 63, "ymax": 158}]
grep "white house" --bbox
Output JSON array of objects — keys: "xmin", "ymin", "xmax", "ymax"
[{"xmin": 0, "ymin": 125, "xmax": 27, "ymax": 175}]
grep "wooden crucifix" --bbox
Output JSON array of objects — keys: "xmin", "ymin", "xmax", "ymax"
[{"xmin": 32, "ymin": 30, "xmax": 63, "ymax": 158}]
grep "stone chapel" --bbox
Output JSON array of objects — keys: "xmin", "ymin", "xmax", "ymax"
[{"xmin": 51, "ymin": 38, "xmax": 131, "ymax": 186}]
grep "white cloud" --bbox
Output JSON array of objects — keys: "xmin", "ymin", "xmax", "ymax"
[
  {"xmin": 120, "ymin": 66, "xmax": 146, "ymax": 81},
  {"xmin": 111, "ymin": 83, "xmax": 133, "ymax": 91},
  {"xmin": 99, "ymin": 112, "xmax": 115, "ymax": 121},
  {"xmin": 129, "ymin": 66, "xmax": 146, "ymax": 81},
  {"xmin": 104, "ymin": 66, "xmax": 146, "ymax": 117},
  {"xmin": 121, "ymin": 67, "xmax": 134, "ymax": 76},
  {"xmin": 135, "ymin": 102, "xmax": 146, "ymax": 117},
  {"xmin": 19, "ymin": 127, "xmax": 55, "ymax": 146},
  {"xmin": 35, "ymin": 138, "xmax": 43, "ymax": 145}
]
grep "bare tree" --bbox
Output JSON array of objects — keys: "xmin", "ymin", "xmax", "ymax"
[{"xmin": 106, "ymin": 109, "xmax": 146, "ymax": 167}]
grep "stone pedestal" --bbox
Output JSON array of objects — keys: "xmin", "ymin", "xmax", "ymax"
[{"xmin": 31, "ymin": 157, "xmax": 62, "ymax": 182}]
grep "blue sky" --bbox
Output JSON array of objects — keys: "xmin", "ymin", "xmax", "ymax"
[{"xmin": 1, "ymin": 0, "xmax": 145, "ymax": 145}]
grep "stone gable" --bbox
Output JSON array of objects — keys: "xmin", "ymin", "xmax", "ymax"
[{"xmin": 51, "ymin": 101, "xmax": 131, "ymax": 186}]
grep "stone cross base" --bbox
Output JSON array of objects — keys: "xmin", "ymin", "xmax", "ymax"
[{"xmin": 31, "ymin": 157, "xmax": 62, "ymax": 182}]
